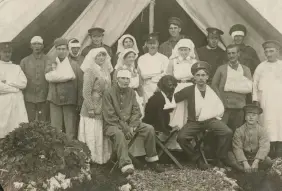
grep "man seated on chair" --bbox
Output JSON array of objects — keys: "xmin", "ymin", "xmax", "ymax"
[
  {"xmin": 175, "ymin": 61, "xmax": 233, "ymax": 170},
  {"xmin": 231, "ymin": 104, "xmax": 272, "ymax": 173},
  {"xmin": 102, "ymin": 69, "xmax": 164, "ymax": 175},
  {"xmin": 143, "ymin": 75, "xmax": 182, "ymax": 150},
  {"xmin": 143, "ymin": 75, "xmax": 177, "ymax": 136}
]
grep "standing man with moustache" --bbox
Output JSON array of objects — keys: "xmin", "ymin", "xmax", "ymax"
[{"xmin": 212, "ymin": 44, "xmax": 252, "ymax": 132}]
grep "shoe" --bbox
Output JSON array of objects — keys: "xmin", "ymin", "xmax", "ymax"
[
  {"xmin": 123, "ymin": 168, "xmax": 134, "ymax": 176},
  {"xmin": 215, "ymin": 159, "xmax": 225, "ymax": 168},
  {"xmin": 147, "ymin": 162, "xmax": 165, "ymax": 173},
  {"xmin": 196, "ymin": 158, "xmax": 211, "ymax": 170}
]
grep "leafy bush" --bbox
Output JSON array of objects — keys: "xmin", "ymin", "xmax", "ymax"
[{"xmin": 0, "ymin": 121, "xmax": 91, "ymax": 190}]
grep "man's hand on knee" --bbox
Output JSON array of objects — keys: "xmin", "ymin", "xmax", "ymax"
[{"xmin": 124, "ymin": 128, "xmax": 134, "ymax": 140}]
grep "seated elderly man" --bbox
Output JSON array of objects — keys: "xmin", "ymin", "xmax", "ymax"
[
  {"xmin": 231, "ymin": 104, "xmax": 272, "ymax": 173},
  {"xmin": 102, "ymin": 69, "xmax": 164, "ymax": 175},
  {"xmin": 175, "ymin": 61, "xmax": 233, "ymax": 170}
]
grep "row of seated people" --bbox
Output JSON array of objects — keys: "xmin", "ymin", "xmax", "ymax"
[{"xmin": 99, "ymin": 61, "xmax": 272, "ymax": 176}]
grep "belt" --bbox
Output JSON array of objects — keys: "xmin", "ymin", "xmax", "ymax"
[{"xmin": 177, "ymin": 79, "xmax": 193, "ymax": 83}]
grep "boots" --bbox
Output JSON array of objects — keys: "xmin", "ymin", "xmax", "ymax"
[
  {"xmin": 147, "ymin": 162, "xmax": 165, "ymax": 173},
  {"xmin": 196, "ymin": 158, "xmax": 212, "ymax": 170}
]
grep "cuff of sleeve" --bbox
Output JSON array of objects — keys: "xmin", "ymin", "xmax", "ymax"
[{"xmin": 255, "ymin": 155, "xmax": 265, "ymax": 161}]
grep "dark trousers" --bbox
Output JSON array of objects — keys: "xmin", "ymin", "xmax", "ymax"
[
  {"xmin": 222, "ymin": 108, "xmax": 244, "ymax": 132},
  {"xmin": 25, "ymin": 101, "xmax": 49, "ymax": 122},
  {"xmin": 177, "ymin": 119, "xmax": 233, "ymax": 162}
]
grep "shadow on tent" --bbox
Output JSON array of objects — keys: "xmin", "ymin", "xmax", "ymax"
[
  {"xmin": 111, "ymin": 0, "xmax": 207, "ymax": 56},
  {"xmin": 11, "ymin": 0, "xmax": 207, "ymax": 64}
]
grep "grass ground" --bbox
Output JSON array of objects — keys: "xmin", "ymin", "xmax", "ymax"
[{"xmin": 69, "ymin": 153, "xmax": 282, "ymax": 191}]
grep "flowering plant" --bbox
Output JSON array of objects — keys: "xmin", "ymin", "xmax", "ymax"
[{"xmin": 0, "ymin": 121, "xmax": 91, "ymax": 190}]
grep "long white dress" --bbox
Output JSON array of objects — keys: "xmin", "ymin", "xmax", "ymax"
[
  {"xmin": 138, "ymin": 52, "xmax": 169, "ymax": 104},
  {"xmin": 253, "ymin": 60, "xmax": 282, "ymax": 142},
  {"xmin": 0, "ymin": 61, "xmax": 28, "ymax": 138},
  {"xmin": 162, "ymin": 58, "xmax": 195, "ymax": 150},
  {"xmin": 168, "ymin": 58, "xmax": 196, "ymax": 129}
]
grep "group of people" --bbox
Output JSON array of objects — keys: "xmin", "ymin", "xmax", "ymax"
[{"xmin": 0, "ymin": 16, "xmax": 281, "ymax": 176}]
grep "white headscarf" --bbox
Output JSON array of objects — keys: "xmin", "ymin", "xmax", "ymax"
[
  {"xmin": 170, "ymin": 39, "xmax": 196, "ymax": 60},
  {"xmin": 80, "ymin": 47, "xmax": 113, "ymax": 74},
  {"xmin": 115, "ymin": 48, "xmax": 138, "ymax": 70},
  {"xmin": 117, "ymin": 34, "xmax": 139, "ymax": 55}
]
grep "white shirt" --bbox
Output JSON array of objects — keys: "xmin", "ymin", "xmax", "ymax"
[{"xmin": 138, "ymin": 52, "xmax": 169, "ymax": 79}]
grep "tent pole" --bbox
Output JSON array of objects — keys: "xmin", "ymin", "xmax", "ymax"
[{"xmin": 149, "ymin": 0, "xmax": 155, "ymax": 33}]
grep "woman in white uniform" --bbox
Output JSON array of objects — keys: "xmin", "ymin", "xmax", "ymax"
[
  {"xmin": 113, "ymin": 34, "xmax": 139, "ymax": 69},
  {"xmin": 138, "ymin": 33, "xmax": 169, "ymax": 104},
  {"xmin": 167, "ymin": 39, "xmax": 197, "ymax": 129}
]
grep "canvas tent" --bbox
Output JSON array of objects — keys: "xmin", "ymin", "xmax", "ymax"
[{"xmin": 0, "ymin": 0, "xmax": 282, "ymax": 64}]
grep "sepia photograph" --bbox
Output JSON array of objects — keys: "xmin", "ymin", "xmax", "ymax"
[{"xmin": 0, "ymin": 0, "xmax": 282, "ymax": 190}]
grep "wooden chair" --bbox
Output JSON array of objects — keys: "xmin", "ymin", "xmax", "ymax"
[
  {"xmin": 156, "ymin": 130, "xmax": 183, "ymax": 169},
  {"xmin": 194, "ymin": 129, "xmax": 211, "ymax": 164}
]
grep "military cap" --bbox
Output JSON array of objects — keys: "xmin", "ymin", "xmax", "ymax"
[
  {"xmin": 146, "ymin": 32, "xmax": 160, "ymax": 44},
  {"xmin": 54, "ymin": 38, "xmax": 68, "ymax": 48},
  {"xmin": 262, "ymin": 40, "xmax": 282, "ymax": 50},
  {"xmin": 191, "ymin": 61, "xmax": 211, "ymax": 75},
  {"xmin": 88, "ymin": 27, "xmax": 105, "ymax": 36},
  {"xmin": 207, "ymin": 27, "xmax": 224, "ymax": 37},
  {"xmin": 0, "ymin": 42, "xmax": 13, "ymax": 51},
  {"xmin": 168, "ymin": 17, "xmax": 182, "ymax": 28},
  {"xmin": 229, "ymin": 24, "xmax": 247, "ymax": 37},
  {"xmin": 243, "ymin": 104, "xmax": 263, "ymax": 114}
]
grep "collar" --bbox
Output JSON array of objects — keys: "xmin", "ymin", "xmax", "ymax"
[
  {"xmin": 206, "ymin": 45, "xmax": 217, "ymax": 50},
  {"xmin": 168, "ymin": 35, "xmax": 183, "ymax": 43},
  {"xmin": 148, "ymin": 52, "xmax": 158, "ymax": 56},
  {"xmin": 228, "ymin": 61, "xmax": 240, "ymax": 70},
  {"xmin": 115, "ymin": 83, "xmax": 129, "ymax": 93},
  {"xmin": 245, "ymin": 123, "xmax": 258, "ymax": 129},
  {"xmin": 32, "ymin": 53, "xmax": 43, "ymax": 60},
  {"xmin": 91, "ymin": 43, "xmax": 102, "ymax": 48}
]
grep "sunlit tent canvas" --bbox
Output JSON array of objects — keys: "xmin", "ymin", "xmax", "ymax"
[{"xmin": 0, "ymin": 0, "xmax": 281, "ymax": 64}]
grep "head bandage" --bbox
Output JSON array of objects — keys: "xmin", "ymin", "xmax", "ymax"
[
  {"xmin": 31, "ymin": 36, "xmax": 43, "ymax": 44},
  {"xmin": 117, "ymin": 69, "xmax": 131, "ymax": 78},
  {"xmin": 231, "ymin": 31, "xmax": 245, "ymax": 39}
]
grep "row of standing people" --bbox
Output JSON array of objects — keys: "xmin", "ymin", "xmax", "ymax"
[{"xmin": 0, "ymin": 16, "xmax": 280, "ymax": 171}]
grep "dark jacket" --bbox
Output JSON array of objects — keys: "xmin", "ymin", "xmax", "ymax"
[
  {"xmin": 174, "ymin": 85, "xmax": 197, "ymax": 122},
  {"xmin": 143, "ymin": 91, "xmax": 172, "ymax": 135}
]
